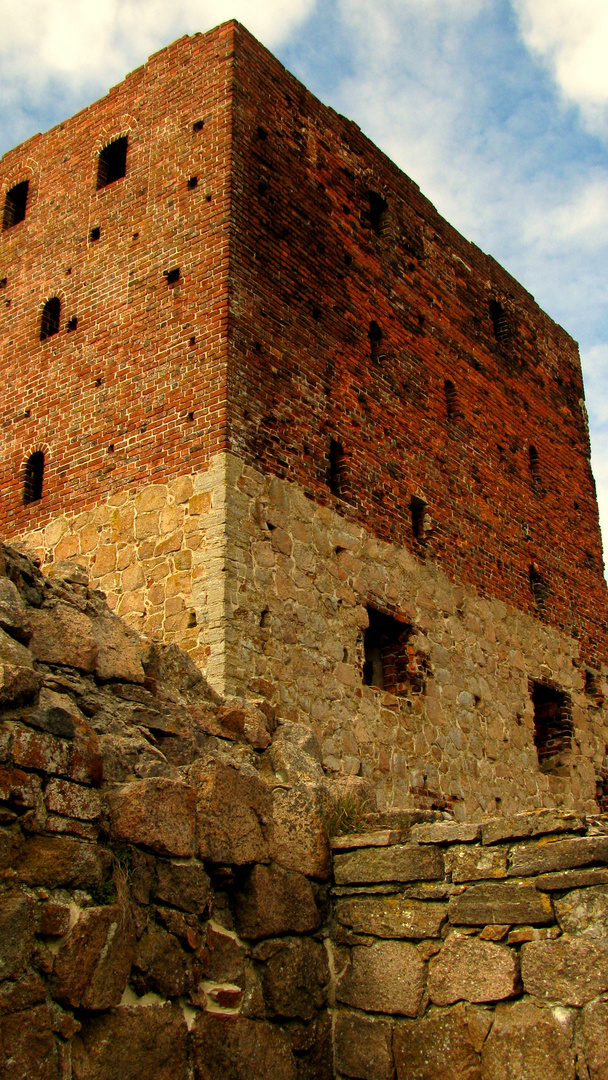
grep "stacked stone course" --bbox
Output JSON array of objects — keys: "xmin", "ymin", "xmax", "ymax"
[{"xmin": 331, "ymin": 814, "xmax": 608, "ymax": 1079}]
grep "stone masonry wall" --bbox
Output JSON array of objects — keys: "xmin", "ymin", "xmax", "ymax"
[
  {"xmin": 330, "ymin": 814, "xmax": 608, "ymax": 1080},
  {"xmin": 225, "ymin": 455, "xmax": 608, "ymax": 819},
  {"xmin": 14, "ymin": 452, "xmax": 608, "ymax": 819},
  {"xmin": 1, "ymin": 547, "xmax": 608, "ymax": 1078},
  {"xmin": 15, "ymin": 458, "xmax": 231, "ymax": 690}
]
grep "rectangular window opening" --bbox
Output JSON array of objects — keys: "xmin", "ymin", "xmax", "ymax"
[
  {"xmin": 530, "ymin": 679, "xmax": 573, "ymax": 775},
  {"xmin": 96, "ymin": 137, "xmax": 128, "ymax": 190},
  {"xmin": 3, "ymin": 180, "xmax": 29, "ymax": 230},
  {"xmin": 411, "ymin": 495, "xmax": 427, "ymax": 541},
  {"xmin": 363, "ymin": 606, "xmax": 425, "ymax": 696}
]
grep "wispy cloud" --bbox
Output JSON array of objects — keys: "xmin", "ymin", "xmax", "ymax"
[
  {"xmin": 513, "ymin": 0, "xmax": 608, "ymax": 136},
  {"xmin": 0, "ymin": 0, "xmax": 316, "ymax": 150}
]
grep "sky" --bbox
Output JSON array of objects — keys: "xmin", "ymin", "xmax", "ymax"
[{"xmin": 2, "ymin": 0, "xmax": 608, "ymax": 560}]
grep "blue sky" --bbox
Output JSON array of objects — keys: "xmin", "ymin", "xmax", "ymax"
[{"xmin": 3, "ymin": 0, "xmax": 608, "ymax": 559}]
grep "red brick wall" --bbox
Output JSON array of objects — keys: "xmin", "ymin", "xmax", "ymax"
[
  {"xmin": 0, "ymin": 27, "xmax": 233, "ymax": 534},
  {"xmin": 227, "ymin": 24, "xmax": 608, "ymax": 666}
]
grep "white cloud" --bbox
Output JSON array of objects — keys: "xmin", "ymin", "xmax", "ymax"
[
  {"xmin": 513, "ymin": 0, "xmax": 608, "ymax": 135},
  {"xmin": 1, "ymin": 0, "xmax": 316, "ymax": 92}
]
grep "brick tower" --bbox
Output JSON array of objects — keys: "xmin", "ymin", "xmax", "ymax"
[{"xmin": 1, "ymin": 21, "xmax": 607, "ymax": 818}]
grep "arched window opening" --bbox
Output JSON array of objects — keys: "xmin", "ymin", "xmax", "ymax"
[
  {"xmin": 411, "ymin": 496, "xmax": 427, "ymax": 541},
  {"xmin": 490, "ymin": 299, "xmax": 512, "ymax": 344},
  {"xmin": 364, "ymin": 191, "xmax": 388, "ymax": 234},
  {"xmin": 96, "ymin": 137, "xmax": 128, "ymax": 190},
  {"xmin": 23, "ymin": 451, "xmax": 44, "ymax": 504},
  {"xmin": 444, "ymin": 380, "xmax": 458, "ymax": 421},
  {"xmin": 40, "ymin": 298, "xmax": 61, "ymax": 340},
  {"xmin": 3, "ymin": 180, "xmax": 29, "ymax": 230}
]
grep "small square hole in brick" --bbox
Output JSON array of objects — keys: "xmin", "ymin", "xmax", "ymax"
[
  {"xmin": 165, "ymin": 268, "xmax": 180, "ymax": 285},
  {"xmin": 187, "ymin": 176, "xmax": 198, "ymax": 189},
  {"xmin": 90, "ymin": 227, "xmax": 101, "ymax": 242},
  {"xmin": 66, "ymin": 317, "xmax": 78, "ymax": 332},
  {"xmin": 192, "ymin": 120, "xmax": 204, "ymax": 132}
]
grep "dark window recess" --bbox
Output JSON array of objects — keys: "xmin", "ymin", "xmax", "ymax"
[
  {"xmin": 529, "ymin": 563, "xmax": 549, "ymax": 608},
  {"xmin": 363, "ymin": 607, "xmax": 426, "ymax": 696},
  {"xmin": 3, "ymin": 180, "xmax": 29, "ymax": 230},
  {"xmin": 368, "ymin": 320, "xmax": 383, "ymax": 362},
  {"xmin": 40, "ymin": 298, "xmax": 61, "ymax": 340},
  {"xmin": 192, "ymin": 120, "xmax": 205, "ymax": 132},
  {"xmin": 411, "ymin": 496, "xmax": 427, "ymax": 541},
  {"xmin": 165, "ymin": 268, "xmax": 180, "ymax": 285},
  {"xmin": 363, "ymin": 190, "xmax": 388, "ymax": 234},
  {"xmin": 597, "ymin": 753, "xmax": 608, "ymax": 812},
  {"xmin": 23, "ymin": 451, "xmax": 44, "ymax": 504},
  {"xmin": 187, "ymin": 176, "xmax": 198, "ymax": 189},
  {"xmin": 530, "ymin": 679, "xmax": 574, "ymax": 775},
  {"xmin": 490, "ymin": 299, "xmax": 512, "ymax": 344},
  {"xmin": 328, "ymin": 439, "xmax": 348, "ymax": 497},
  {"xmin": 67, "ymin": 317, "xmax": 78, "ymax": 332},
  {"xmin": 187, "ymin": 610, "xmax": 197, "ymax": 628},
  {"xmin": 444, "ymin": 380, "xmax": 458, "ymax": 420},
  {"xmin": 585, "ymin": 670, "xmax": 604, "ymax": 706},
  {"xmin": 0, "ymin": 278, "xmax": 6, "ymax": 289},
  {"xmin": 96, "ymin": 137, "xmax": 128, "ymax": 190},
  {"xmin": 90, "ymin": 227, "xmax": 101, "ymax": 242}
]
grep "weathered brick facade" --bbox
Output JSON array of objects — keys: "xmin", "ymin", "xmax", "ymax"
[{"xmin": 1, "ymin": 21, "xmax": 607, "ymax": 816}]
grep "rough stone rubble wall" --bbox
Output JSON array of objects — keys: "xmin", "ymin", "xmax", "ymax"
[
  {"xmin": 224, "ymin": 456, "xmax": 608, "ymax": 819},
  {"xmin": 0, "ymin": 542, "xmax": 344, "ymax": 1079},
  {"xmin": 330, "ymin": 814, "xmax": 608, "ymax": 1079},
  {"xmin": 1, "ymin": 548, "xmax": 608, "ymax": 1079},
  {"xmin": 16, "ymin": 458, "xmax": 228, "ymax": 688},
  {"xmin": 15, "ymin": 453, "xmax": 608, "ymax": 819}
]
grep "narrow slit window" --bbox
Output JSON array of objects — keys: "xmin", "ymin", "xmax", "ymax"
[
  {"xmin": 368, "ymin": 320, "xmax": 383, "ymax": 362},
  {"xmin": 490, "ymin": 299, "xmax": 512, "ymax": 344},
  {"xmin": 411, "ymin": 496, "xmax": 427, "ymax": 541},
  {"xmin": 96, "ymin": 137, "xmax": 128, "ymax": 190},
  {"xmin": 529, "ymin": 563, "xmax": 549, "ymax": 608},
  {"xmin": 23, "ymin": 451, "xmax": 44, "ymax": 504},
  {"xmin": 530, "ymin": 679, "xmax": 573, "ymax": 775},
  {"xmin": 529, "ymin": 445, "xmax": 540, "ymax": 485},
  {"xmin": 363, "ymin": 606, "xmax": 424, "ymax": 696},
  {"xmin": 444, "ymin": 380, "xmax": 458, "ymax": 420},
  {"xmin": 364, "ymin": 190, "xmax": 388, "ymax": 234},
  {"xmin": 40, "ymin": 298, "xmax": 61, "ymax": 340},
  {"xmin": 3, "ymin": 180, "xmax": 29, "ymax": 230},
  {"xmin": 328, "ymin": 439, "xmax": 347, "ymax": 497}
]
